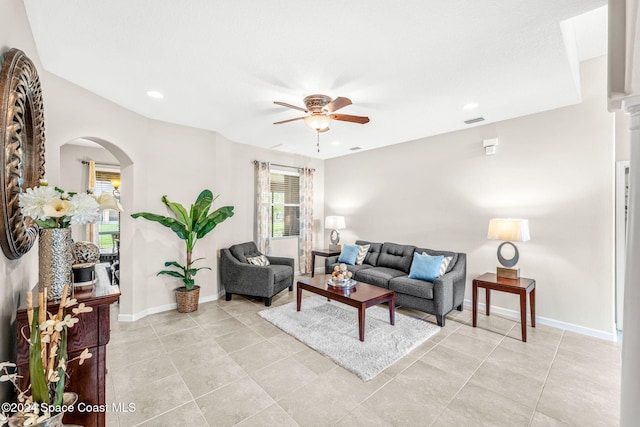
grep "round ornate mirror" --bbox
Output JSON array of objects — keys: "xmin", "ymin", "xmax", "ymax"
[{"xmin": 0, "ymin": 48, "xmax": 46, "ymax": 259}]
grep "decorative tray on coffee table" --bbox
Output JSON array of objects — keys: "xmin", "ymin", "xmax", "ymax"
[{"xmin": 327, "ymin": 278, "xmax": 357, "ymax": 290}]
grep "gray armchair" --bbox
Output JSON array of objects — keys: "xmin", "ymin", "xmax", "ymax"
[{"xmin": 220, "ymin": 241, "xmax": 294, "ymax": 306}]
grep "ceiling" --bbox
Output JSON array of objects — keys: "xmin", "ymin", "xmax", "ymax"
[{"xmin": 23, "ymin": 1, "xmax": 608, "ymax": 159}]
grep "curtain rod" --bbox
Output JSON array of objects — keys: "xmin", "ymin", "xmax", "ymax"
[
  {"xmin": 252, "ymin": 160, "xmax": 315, "ymax": 172},
  {"xmin": 81, "ymin": 160, "xmax": 120, "ymax": 167}
]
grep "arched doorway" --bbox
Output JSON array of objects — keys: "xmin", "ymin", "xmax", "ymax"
[{"xmin": 59, "ymin": 137, "xmax": 134, "ymax": 316}]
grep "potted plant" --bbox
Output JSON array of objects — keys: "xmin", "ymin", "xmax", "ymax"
[{"xmin": 131, "ymin": 189, "xmax": 234, "ymax": 312}]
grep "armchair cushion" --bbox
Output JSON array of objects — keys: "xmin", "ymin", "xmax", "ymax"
[
  {"xmin": 230, "ymin": 241, "xmax": 263, "ymax": 263},
  {"xmin": 247, "ymin": 255, "xmax": 270, "ymax": 266}
]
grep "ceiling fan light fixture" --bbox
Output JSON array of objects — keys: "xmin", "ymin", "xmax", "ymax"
[{"xmin": 304, "ymin": 114, "xmax": 332, "ymax": 132}]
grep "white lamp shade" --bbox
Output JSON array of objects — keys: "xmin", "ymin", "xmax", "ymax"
[
  {"xmin": 325, "ymin": 215, "xmax": 346, "ymax": 230},
  {"xmin": 487, "ymin": 218, "xmax": 530, "ymax": 242}
]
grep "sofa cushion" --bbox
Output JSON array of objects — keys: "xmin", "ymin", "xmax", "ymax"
[
  {"xmin": 439, "ymin": 256, "xmax": 453, "ymax": 276},
  {"xmin": 338, "ymin": 244, "xmax": 360, "ymax": 265},
  {"xmin": 377, "ymin": 243, "xmax": 416, "ymax": 273},
  {"xmin": 355, "ymin": 267, "xmax": 406, "ymax": 288},
  {"xmin": 327, "ymin": 263, "xmax": 373, "ymax": 275},
  {"xmin": 355, "ymin": 240, "xmax": 382, "ymax": 266},
  {"xmin": 417, "ymin": 248, "xmax": 459, "ymax": 274},
  {"xmin": 230, "ymin": 242, "xmax": 263, "ymax": 263},
  {"xmin": 355, "ymin": 244, "xmax": 370, "ymax": 265},
  {"xmin": 271, "ymin": 264, "xmax": 293, "ymax": 283},
  {"xmin": 389, "ymin": 276, "xmax": 434, "ymax": 300},
  {"xmin": 408, "ymin": 253, "xmax": 443, "ymax": 282}
]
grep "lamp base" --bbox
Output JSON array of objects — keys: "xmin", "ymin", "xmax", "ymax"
[
  {"xmin": 497, "ymin": 267, "xmax": 520, "ymax": 279},
  {"xmin": 329, "ymin": 244, "xmax": 342, "ymax": 251}
]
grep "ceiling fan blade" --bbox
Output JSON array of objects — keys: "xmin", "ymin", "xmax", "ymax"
[
  {"xmin": 274, "ymin": 101, "xmax": 308, "ymax": 113},
  {"xmin": 325, "ymin": 96, "xmax": 352, "ymax": 113},
  {"xmin": 330, "ymin": 114, "xmax": 370, "ymax": 124},
  {"xmin": 273, "ymin": 117, "xmax": 306, "ymax": 125}
]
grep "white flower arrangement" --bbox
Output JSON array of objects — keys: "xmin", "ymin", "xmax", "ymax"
[{"xmin": 18, "ymin": 180, "xmax": 119, "ymax": 229}]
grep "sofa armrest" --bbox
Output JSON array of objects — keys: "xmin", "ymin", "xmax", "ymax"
[
  {"xmin": 324, "ymin": 255, "xmax": 340, "ymax": 273},
  {"xmin": 433, "ymin": 253, "xmax": 467, "ymax": 314},
  {"xmin": 432, "ymin": 253, "xmax": 467, "ymax": 315},
  {"xmin": 267, "ymin": 256, "xmax": 294, "ymax": 269}
]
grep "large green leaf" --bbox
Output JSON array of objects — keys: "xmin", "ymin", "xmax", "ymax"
[
  {"xmin": 164, "ymin": 261, "xmax": 186, "ymax": 271},
  {"xmin": 157, "ymin": 270, "xmax": 186, "ymax": 279},
  {"xmin": 130, "ymin": 212, "xmax": 189, "ymax": 240},
  {"xmin": 29, "ymin": 308, "xmax": 49, "ymax": 404},
  {"xmin": 187, "ymin": 267, "xmax": 211, "ymax": 275},
  {"xmin": 161, "ymin": 195, "xmax": 190, "ymax": 228},
  {"xmin": 195, "ymin": 206, "xmax": 235, "ymax": 238},
  {"xmin": 190, "ymin": 190, "xmax": 214, "ymax": 227}
]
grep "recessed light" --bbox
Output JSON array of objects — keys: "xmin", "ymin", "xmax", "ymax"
[
  {"xmin": 463, "ymin": 103, "xmax": 478, "ymax": 110},
  {"xmin": 146, "ymin": 90, "xmax": 164, "ymax": 99},
  {"xmin": 331, "ymin": 141, "xmax": 340, "ymax": 146}
]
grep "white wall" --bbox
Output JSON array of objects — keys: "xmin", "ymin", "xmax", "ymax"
[
  {"xmin": 0, "ymin": 0, "xmax": 326, "ymax": 352},
  {"xmin": 42, "ymin": 75, "xmax": 325, "ymax": 321},
  {"xmin": 325, "ymin": 56, "xmax": 615, "ymax": 336},
  {"xmin": 0, "ymin": 0, "xmax": 46, "ymax": 404}
]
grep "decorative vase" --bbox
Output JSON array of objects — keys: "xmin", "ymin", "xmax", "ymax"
[
  {"xmin": 175, "ymin": 285, "xmax": 200, "ymax": 313},
  {"xmin": 39, "ymin": 228, "xmax": 74, "ymax": 301},
  {"xmin": 7, "ymin": 392, "xmax": 78, "ymax": 427}
]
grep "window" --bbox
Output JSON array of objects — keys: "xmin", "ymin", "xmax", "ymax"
[
  {"xmin": 95, "ymin": 170, "xmax": 120, "ymax": 250},
  {"xmin": 270, "ymin": 169, "xmax": 299, "ymax": 237}
]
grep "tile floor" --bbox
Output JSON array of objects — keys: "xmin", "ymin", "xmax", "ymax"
[{"xmin": 105, "ymin": 284, "xmax": 621, "ymax": 427}]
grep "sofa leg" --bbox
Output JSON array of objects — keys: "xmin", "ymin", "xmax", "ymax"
[
  {"xmin": 456, "ymin": 304, "xmax": 463, "ymax": 311},
  {"xmin": 225, "ymin": 292, "xmax": 232, "ymax": 301},
  {"xmin": 265, "ymin": 297, "xmax": 272, "ymax": 307},
  {"xmin": 288, "ymin": 285, "xmax": 293, "ymax": 291},
  {"xmin": 436, "ymin": 315, "xmax": 445, "ymax": 327}
]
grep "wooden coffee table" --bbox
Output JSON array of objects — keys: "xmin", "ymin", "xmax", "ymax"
[{"xmin": 296, "ymin": 275, "xmax": 395, "ymax": 342}]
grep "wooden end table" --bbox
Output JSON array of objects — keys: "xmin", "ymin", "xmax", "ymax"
[
  {"xmin": 296, "ymin": 275, "xmax": 395, "ymax": 341},
  {"xmin": 310, "ymin": 248, "xmax": 341, "ymax": 277},
  {"xmin": 472, "ymin": 272, "xmax": 536, "ymax": 342}
]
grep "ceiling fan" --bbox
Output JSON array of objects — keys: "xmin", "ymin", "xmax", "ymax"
[{"xmin": 273, "ymin": 94, "xmax": 370, "ymax": 133}]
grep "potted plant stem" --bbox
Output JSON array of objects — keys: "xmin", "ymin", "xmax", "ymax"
[{"xmin": 131, "ymin": 189, "xmax": 234, "ymax": 312}]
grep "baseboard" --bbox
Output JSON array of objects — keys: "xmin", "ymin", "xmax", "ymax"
[
  {"xmin": 117, "ymin": 293, "xmax": 220, "ymax": 322},
  {"xmin": 463, "ymin": 299, "xmax": 617, "ymax": 342}
]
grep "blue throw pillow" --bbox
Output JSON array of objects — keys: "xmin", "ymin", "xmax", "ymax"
[
  {"xmin": 408, "ymin": 253, "xmax": 444, "ymax": 282},
  {"xmin": 338, "ymin": 244, "xmax": 360, "ymax": 265}
]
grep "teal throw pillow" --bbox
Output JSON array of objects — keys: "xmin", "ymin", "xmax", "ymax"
[
  {"xmin": 338, "ymin": 244, "xmax": 360, "ymax": 265},
  {"xmin": 408, "ymin": 253, "xmax": 444, "ymax": 282}
]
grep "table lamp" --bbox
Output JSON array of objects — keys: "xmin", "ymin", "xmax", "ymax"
[
  {"xmin": 325, "ymin": 216, "xmax": 346, "ymax": 250},
  {"xmin": 487, "ymin": 218, "xmax": 530, "ymax": 279}
]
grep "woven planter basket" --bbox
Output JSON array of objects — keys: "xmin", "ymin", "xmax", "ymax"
[{"xmin": 175, "ymin": 285, "xmax": 200, "ymax": 313}]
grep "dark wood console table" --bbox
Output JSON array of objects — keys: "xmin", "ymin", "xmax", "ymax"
[{"xmin": 16, "ymin": 274, "xmax": 120, "ymax": 427}]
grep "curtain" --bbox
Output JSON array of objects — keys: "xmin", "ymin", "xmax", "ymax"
[
  {"xmin": 255, "ymin": 161, "xmax": 271, "ymax": 254},
  {"xmin": 298, "ymin": 167, "xmax": 314, "ymax": 274},
  {"xmin": 86, "ymin": 160, "xmax": 97, "ymax": 245}
]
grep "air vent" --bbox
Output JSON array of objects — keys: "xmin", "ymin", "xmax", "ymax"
[
  {"xmin": 464, "ymin": 117, "xmax": 485, "ymax": 125},
  {"xmin": 349, "ymin": 146, "xmax": 362, "ymax": 151}
]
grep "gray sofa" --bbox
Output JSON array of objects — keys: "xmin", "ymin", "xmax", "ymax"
[
  {"xmin": 220, "ymin": 242, "xmax": 294, "ymax": 306},
  {"xmin": 325, "ymin": 240, "xmax": 466, "ymax": 326}
]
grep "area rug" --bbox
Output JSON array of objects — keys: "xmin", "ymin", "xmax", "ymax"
[{"xmin": 258, "ymin": 296, "xmax": 440, "ymax": 381}]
